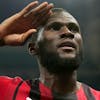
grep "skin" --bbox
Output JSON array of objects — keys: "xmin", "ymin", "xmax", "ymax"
[
  {"xmin": 29, "ymin": 11, "xmax": 83, "ymax": 95},
  {"xmin": 41, "ymin": 12, "xmax": 82, "ymax": 59},
  {"xmin": 0, "ymin": 1, "xmax": 83, "ymax": 95},
  {"xmin": 0, "ymin": 1, "xmax": 54, "ymax": 45}
]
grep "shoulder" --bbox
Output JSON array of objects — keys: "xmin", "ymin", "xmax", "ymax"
[
  {"xmin": 0, "ymin": 76, "xmax": 31, "ymax": 100},
  {"xmin": 90, "ymin": 87, "xmax": 100, "ymax": 99},
  {"xmin": 0, "ymin": 76, "xmax": 23, "ymax": 92},
  {"xmin": 0, "ymin": 76, "xmax": 23, "ymax": 99},
  {"xmin": 82, "ymin": 83, "xmax": 100, "ymax": 99},
  {"xmin": 0, "ymin": 76, "xmax": 23, "ymax": 85}
]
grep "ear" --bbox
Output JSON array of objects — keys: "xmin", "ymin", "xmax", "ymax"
[{"xmin": 28, "ymin": 42, "xmax": 38, "ymax": 55}]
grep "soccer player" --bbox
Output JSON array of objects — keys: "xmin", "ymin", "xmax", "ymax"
[{"xmin": 0, "ymin": 1, "xmax": 99, "ymax": 100}]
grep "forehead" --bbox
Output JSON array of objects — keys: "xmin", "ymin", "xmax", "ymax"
[{"xmin": 45, "ymin": 11, "xmax": 79, "ymax": 26}]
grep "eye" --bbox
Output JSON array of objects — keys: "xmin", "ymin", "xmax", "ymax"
[
  {"xmin": 47, "ymin": 22, "xmax": 63, "ymax": 31},
  {"xmin": 67, "ymin": 23, "xmax": 79, "ymax": 33}
]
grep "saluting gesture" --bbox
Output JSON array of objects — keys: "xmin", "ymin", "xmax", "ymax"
[{"xmin": 0, "ymin": 1, "xmax": 53, "ymax": 46}]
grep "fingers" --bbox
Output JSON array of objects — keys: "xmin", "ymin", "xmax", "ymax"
[
  {"xmin": 33, "ymin": 10, "xmax": 52, "ymax": 28},
  {"xmin": 20, "ymin": 29, "xmax": 37, "ymax": 45},
  {"xmin": 24, "ymin": 2, "xmax": 54, "ymax": 18},
  {"xmin": 32, "ymin": 2, "xmax": 48, "ymax": 15},
  {"xmin": 4, "ymin": 29, "xmax": 37, "ymax": 46},
  {"xmin": 29, "ymin": 3, "xmax": 53, "ymax": 28},
  {"xmin": 32, "ymin": 2, "xmax": 53, "ymax": 16},
  {"xmin": 20, "ymin": 1, "xmax": 39, "ymax": 15},
  {"xmin": 34, "ymin": 3, "xmax": 54, "ymax": 15}
]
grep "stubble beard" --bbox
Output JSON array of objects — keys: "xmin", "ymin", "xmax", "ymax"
[{"xmin": 37, "ymin": 41, "xmax": 83, "ymax": 75}]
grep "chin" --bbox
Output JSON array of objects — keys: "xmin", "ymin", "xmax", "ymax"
[
  {"xmin": 39, "ymin": 51, "xmax": 81, "ymax": 75},
  {"xmin": 57, "ymin": 47, "xmax": 77, "ymax": 58},
  {"xmin": 59, "ymin": 52, "xmax": 76, "ymax": 60},
  {"xmin": 37, "ymin": 42, "xmax": 83, "ymax": 75}
]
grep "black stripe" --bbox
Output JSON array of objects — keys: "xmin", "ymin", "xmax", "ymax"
[
  {"xmin": 82, "ymin": 84, "xmax": 95, "ymax": 100},
  {"xmin": 29, "ymin": 79, "xmax": 41, "ymax": 100},
  {"xmin": 13, "ymin": 81, "xmax": 23, "ymax": 100}
]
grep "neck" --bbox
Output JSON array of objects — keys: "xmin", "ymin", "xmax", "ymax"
[{"xmin": 39, "ymin": 67, "xmax": 81, "ymax": 95}]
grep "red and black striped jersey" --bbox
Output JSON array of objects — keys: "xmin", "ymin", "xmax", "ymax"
[{"xmin": 0, "ymin": 76, "xmax": 100, "ymax": 100}]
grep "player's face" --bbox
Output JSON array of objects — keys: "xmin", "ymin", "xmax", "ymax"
[{"xmin": 36, "ymin": 12, "xmax": 83, "ymax": 74}]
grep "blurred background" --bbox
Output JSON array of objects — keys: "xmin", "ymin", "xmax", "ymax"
[{"xmin": 0, "ymin": 0, "xmax": 100, "ymax": 90}]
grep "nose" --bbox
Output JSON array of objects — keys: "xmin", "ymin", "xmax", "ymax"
[{"xmin": 60, "ymin": 26, "xmax": 74, "ymax": 39}]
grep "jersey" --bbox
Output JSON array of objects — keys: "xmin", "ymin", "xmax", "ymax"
[{"xmin": 0, "ymin": 76, "xmax": 100, "ymax": 100}]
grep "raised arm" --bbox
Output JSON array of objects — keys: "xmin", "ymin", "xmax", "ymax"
[{"xmin": 0, "ymin": 1, "xmax": 53, "ymax": 46}]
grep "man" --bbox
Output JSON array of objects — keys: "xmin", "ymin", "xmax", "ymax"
[{"xmin": 0, "ymin": 1, "xmax": 100, "ymax": 100}]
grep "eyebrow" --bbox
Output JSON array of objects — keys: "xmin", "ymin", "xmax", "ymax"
[
  {"xmin": 45, "ymin": 21, "xmax": 79, "ymax": 29},
  {"xmin": 46, "ymin": 22, "xmax": 63, "ymax": 28}
]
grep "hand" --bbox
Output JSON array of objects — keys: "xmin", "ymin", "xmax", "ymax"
[{"xmin": 0, "ymin": 1, "xmax": 53, "ymax": 46}]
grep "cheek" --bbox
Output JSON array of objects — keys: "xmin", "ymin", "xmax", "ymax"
[
  {"xmin": 38, "ymin": 31, "xmax": 58, "ymax": 49},
  {"xmin": 74, "ymin": 33, "xmax": 83, "ymax": 45},
  {"xmin": 74, "ymin": 33, "xmax": 83, "ymax": 51},
  {"xmin": 43, "ymin": 31, "xmax": 59, "ymax": 40},
  {"xmin": 46, "ymin": 40, "xmax": 57, "ymax": 52}
]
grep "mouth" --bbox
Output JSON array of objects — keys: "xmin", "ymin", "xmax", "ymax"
[{"xmin": 57, "ymin": 41, "xmax": 76, "ymax": 52}]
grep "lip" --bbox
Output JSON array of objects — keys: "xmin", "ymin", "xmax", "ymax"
[{"xmin": 57, "ymin": 40, "xmax": 76, "ymax": 50}]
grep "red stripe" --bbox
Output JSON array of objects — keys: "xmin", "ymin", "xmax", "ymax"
[
  {"xmin": 76, "ymin": 85, "xmax": 87, "ymax": 100},
  {"xmin": 15, "ymin": 81, "xmax": 31, "ymax": 100},
  {"xmin": 90, "ymin": 88, "xmax": 100, "ymax": 100},
  {"xmin": 39, "ymin": 82, "xmax": 53, "ymax": 100},
  {"xmin": 0, "ymin": 76, "xmax": 19, "ymax": 100},
  {"xmin": 6, "ymin": 77, "xmax": 23, "ymax": 100}
]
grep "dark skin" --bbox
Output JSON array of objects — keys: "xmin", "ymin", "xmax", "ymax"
[
  {"xmin": 0, "ymin": 1, "xmax": 54, "ymax": 45},
  {"xmin": 0, "ymin": 0, "xmax": 83, "ymax": 96},
  {"xmin": 29, "ymin": 11, "xmax": 83, "ymax": 95}
]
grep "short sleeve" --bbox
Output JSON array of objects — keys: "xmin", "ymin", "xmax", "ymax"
[
  {"xmin": 90, "ymin": 87, "xmax": 100, "ymax": 100},
  {"xmin": 0, "ymin": 76, "xmax": 23, "ymax": 100}
]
